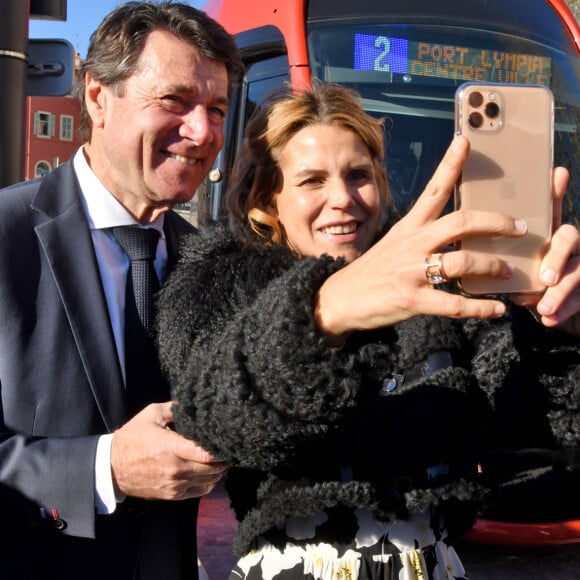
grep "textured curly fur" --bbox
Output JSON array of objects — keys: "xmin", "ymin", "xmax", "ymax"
[{"xmin": 156, "ymin": 224, "xmax": 580, "ymax": 557}]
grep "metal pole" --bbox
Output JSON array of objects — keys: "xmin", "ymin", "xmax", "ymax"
[{"xmin": 0, "ymin": 0, "xmax": 29, "ymax": 187}]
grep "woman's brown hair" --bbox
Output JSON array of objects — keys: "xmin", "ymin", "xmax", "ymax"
[{"xmin": 226, "ymin": 83, "xmax": 390, "ymax": 245}]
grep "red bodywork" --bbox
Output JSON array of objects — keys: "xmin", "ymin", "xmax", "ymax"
[{"xmin": 204, "ymin": 0, "xmax": 580, "ymax": 546}]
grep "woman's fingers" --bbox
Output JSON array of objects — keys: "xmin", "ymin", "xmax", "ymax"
[
  {"xmin": 405, "ymin": 135, "xmax": 469, "ymax": 227},
  {"xmin": 428, "ymin": 209, "xmax": 528, "ymax": 249},
  {"xmin": 550, "ymin": 166, "xmax": 569, "ymax": 230},
  {"xmin": 412, "ymin": 286, "xmax": 506, "ymax": 320},
  {"xmin": 320, "ymin": 131, "xmax": 573, "ymax": 335},
  {"xmin": 538, "ymin": 261, "xmax": 580, "ymax": 317},
  {"xmin": 432, "ymin": 250, "xmax": 513, "ymax": 282},
  {"xmin": 535, "ymin": 228, "xmax": 580, "ymax": 331},
  {"xmin": 538, "ymin": 224, "xmax": 580, "ymax": 287}
]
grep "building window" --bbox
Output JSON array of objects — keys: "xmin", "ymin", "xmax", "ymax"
[
  {"xmin": 34, "ymin": 111, "xmax": 55, "ymax": 138},
  {"xmin": 35, "ymin": 160, "xmax": 52, "ymax": 178},
  {"xmin": 60, "ymin": 115, "xmax": 73, "ymax": 141}
]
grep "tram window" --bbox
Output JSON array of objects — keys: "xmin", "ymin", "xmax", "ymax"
[{"xmin": 307, "ymin": 21, "xmax": 580, "ymax": 226}]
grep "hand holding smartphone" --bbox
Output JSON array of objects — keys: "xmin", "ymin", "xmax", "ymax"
[{"xmin": 454, "ymin": 82, "xmax": 554, "ymax": 295}]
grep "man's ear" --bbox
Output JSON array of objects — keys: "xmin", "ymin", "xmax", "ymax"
[{"xmin": 84, "ymin": 72, "xmax": 107, "ymax": 129}]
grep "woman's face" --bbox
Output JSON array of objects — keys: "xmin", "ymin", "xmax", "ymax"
[{"xmin": 269, "ymin": 124, "xmax": 381, "ymax": 262}]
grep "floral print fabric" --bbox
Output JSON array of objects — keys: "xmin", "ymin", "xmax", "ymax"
[{"xmin": 229, "ymin": 507, "xmax": 468, "ymax": 580}]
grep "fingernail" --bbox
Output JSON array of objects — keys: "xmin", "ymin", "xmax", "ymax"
[
  {"xmin": 541, "ymin": 268, "xmax": 557, "ymax": 285},
  {"xmin": 493, "ymin": 303, "xmax": 506, "ymax": 317},
  {"xmin": 537, "ymin": 298, "xmax": 555, "ymax": 315},
  {"xmin": 514, "ymin": 219, "xmax": 527, "ymax": 233}
]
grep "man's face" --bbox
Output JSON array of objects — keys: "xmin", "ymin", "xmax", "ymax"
[{"xmin": 85, "ymin": 30, "xmax": 229, "ymax": 223}]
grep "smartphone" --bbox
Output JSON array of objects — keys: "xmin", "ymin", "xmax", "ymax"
[{"xmin": 454, "ymin": 82, "xmax": 554, "ymax": 295}]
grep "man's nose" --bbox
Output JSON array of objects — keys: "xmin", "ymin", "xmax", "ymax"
[{"xmin": 180, "ymin": 105, "xmax": 214, "ymax": 145}]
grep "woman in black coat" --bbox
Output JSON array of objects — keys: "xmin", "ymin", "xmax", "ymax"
[{"xmin": 156, "ymin": 83, "xmax": 580, "ymax": 579}]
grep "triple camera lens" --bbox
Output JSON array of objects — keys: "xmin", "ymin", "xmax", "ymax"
[{"xmin": 467, "ymin": 91, "xmax": 500, "ymax": 129}]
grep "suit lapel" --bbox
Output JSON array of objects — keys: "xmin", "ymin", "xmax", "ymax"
[
  {"xmin": 32, "ymin": 162, "xmax": 128, "ymax": 430},
  {"xmin": 163, "ymin": 210, "xmax": 196, "ymax": 278}
]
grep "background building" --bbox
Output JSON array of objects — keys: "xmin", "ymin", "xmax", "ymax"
[
  {"xmin": 25, "ymin": 92, "xmax": 81, "ymax": 179},
  {"xmin": 24, "ymin": 51, "xmax": 81, "ymax": 180}
]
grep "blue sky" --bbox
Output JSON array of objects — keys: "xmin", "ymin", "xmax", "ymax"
[{"xmin": 29, "ymin": 0, "xmax": 205, "ymax": 59}]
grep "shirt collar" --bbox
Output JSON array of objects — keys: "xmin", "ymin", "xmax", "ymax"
[{"xmin": 73, "ymin": 147, "xmax": 165, "ymax": 237}]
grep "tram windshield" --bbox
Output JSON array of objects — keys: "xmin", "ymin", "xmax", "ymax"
[{"xmin": 308, "ymin": 21, "xmax": 580, "ymax": 224}]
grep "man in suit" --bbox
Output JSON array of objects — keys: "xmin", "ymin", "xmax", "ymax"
[{"xmin": 0, "ymin": 2, "xmax": 243, "ymax": 578}]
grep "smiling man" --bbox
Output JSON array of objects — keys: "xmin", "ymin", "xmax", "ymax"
[
  {"xmin": 0, "ymin": 2, "xmax": 242, "ymax": 579},
  {"xmin": 83, "ymin": 28, "xmax": 230, "ymax": 223}
]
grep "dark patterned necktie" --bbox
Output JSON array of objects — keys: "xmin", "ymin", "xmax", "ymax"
[{"xmin": 112, "ymin": 226, "xmax": 167, "ymax": 415}]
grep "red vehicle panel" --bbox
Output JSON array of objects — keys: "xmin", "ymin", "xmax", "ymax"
[{"xmin": 198, "ymin": 0, "xmax": 580, "ymax": 546}]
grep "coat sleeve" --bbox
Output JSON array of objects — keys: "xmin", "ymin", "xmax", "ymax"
[
  {"xmin": 156, "ymin": 226, "xmax": 395, "ymax": 470},
  {"xmin": 465, "ymin": 303, "xmax": 580, "ymax": 450},
  {"xmin": 0, "ymin": 430, "xmax": 99, "ymax": 537},
  {"xmin": 0, "ymin": 179, "xmax": 101, "ymax": 539},
  {"xmin": 463, "ymin": 304, "xmax": 580, "ymax": 520}
]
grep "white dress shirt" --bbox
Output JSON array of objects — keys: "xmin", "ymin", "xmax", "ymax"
[{"xmin": 73, "ymin": 147, "xmax": 168, "ymax": 514}]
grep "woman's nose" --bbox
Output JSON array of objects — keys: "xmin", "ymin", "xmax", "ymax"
[{"xmin": 328, "ymin": 181, "xmax": 355, "ymax": 208}]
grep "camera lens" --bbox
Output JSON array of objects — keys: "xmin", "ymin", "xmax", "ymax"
[
  {"xmin": 468, "ymin": 91, "xmax": 484, "ymax": 107},
  {"xmin": 468, "ymin": 111, "xmax": 483, "ymax": 129},
  {"xmin": 485, "ymin": 102, "xmax": 500, "ymax": 118}
]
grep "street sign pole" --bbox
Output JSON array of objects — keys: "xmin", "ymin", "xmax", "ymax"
[{"xmin": 0, "ymin": 0, "xmax": 29, "ymax": 187}]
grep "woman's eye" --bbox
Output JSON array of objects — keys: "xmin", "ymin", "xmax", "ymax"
[
  {"xmin": 350, "ymin": 169, "xmax": 369, "ymax": 179},
  {"xmin": 350, "ymin": 169, "xmax": 371, "ymax": 182},
  {"xmin": 299, "ymin": 176, "xmax": 325, "ymax": 188}
]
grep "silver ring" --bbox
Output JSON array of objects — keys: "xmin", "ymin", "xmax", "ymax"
[{"xmin": 424, "ymin": 253, "xmax": 448, "ymax": 285}]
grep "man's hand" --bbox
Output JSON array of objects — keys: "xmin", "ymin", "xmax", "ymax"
[{"xmin": 110, "ymin": 402, "xmax": 229, "ymax": 500}]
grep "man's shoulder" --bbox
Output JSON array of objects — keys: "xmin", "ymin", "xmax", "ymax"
[
  {"xmin": 0, "ymin": 177, "xmax": 41, "ymax": 204},
  {"xmin": 177, "ymin": 222, "xmax": 295, "ymax": 281},
  {"xmin": 0, "ymin": 161, "xmax": 76, "ymax": 214},
  {"xmin": 0, "ymin": 178, "xmax": 44, "ymax": 230},
  {"xmin": 165, "ymin": 209, "xmax": 197, "ymax": 236}
]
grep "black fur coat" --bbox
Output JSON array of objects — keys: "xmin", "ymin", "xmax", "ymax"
[{"xmin": 156, "ymin": 224, "xmax": 580, "ymax": 556}]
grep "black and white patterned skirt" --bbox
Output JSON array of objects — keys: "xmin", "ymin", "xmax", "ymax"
[{"xmin": 229, "ymin": 506, "xmax": 467, "ymax": 580}]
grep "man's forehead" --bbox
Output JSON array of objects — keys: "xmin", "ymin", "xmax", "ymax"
[{"xmin": 132, "ymin": 33, "xmax": 228, "ymax": 94}]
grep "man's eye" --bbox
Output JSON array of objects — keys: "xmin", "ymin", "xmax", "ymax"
[
  {"xmin": 208, "ymin": 106, "xmax": 227, "ymax": 123},
  {"xmin": 161, "ymin": 96, "xmax": 187, "ymax": 113}
]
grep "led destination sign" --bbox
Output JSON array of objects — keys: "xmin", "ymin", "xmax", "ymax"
[{"xmin": 354, "ymin": 34, "xmax": 551, "ymax": 85}]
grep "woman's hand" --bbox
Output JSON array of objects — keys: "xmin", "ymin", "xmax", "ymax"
[
  {"xmin": 511, "ymin": 167, "xmax": 580, "ymax": 337},
  {"xmin": 315, "ymin": 135, "xmax": 536, "ymax": 340}
]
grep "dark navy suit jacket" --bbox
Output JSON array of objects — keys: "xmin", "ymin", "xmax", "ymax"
[{"xmin": 0, "ymin": 160, "xmax": 199, "ymax": 579}]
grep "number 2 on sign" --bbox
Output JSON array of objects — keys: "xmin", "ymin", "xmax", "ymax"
[{"xmin": 373, "ymin": 36, "xmax": 391, "ymax": 72}]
